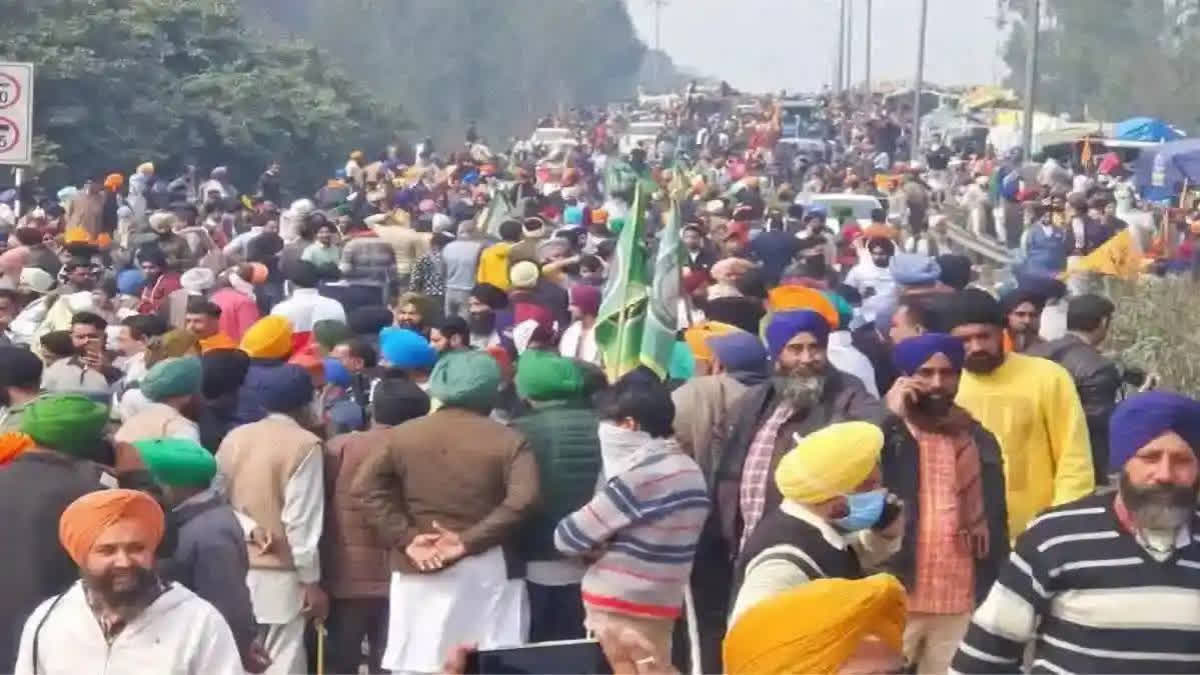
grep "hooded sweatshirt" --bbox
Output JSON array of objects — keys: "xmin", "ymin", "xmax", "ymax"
[{"xmin": 15, "ymin": 581, "xmax": 242, "ymax": 675}]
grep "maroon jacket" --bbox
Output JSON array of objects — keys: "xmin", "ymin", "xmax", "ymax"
[{"xmin": 322, "ymin": 428, "xmax": 393, "ymax": 598}]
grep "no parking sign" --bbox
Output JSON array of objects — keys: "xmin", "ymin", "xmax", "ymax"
[{"xmin": 0, "ymin": 63, "xmax": 34, "ymax": 165}]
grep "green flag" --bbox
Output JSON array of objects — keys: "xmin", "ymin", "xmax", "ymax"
[
  {"xmin": 477, "ymin": 187, "xmax": 514, "ymax": 238},
  {"xmin": 639, "ymin": 188, "xmax": 684, "ymax": 380},
  {"xmin": 595, "ymin": 185, "xmax": 650, "ymax": 381}
]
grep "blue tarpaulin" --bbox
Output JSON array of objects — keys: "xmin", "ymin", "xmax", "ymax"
[
  {"xmin": 1115, "ymin": 117, "xmax": 1184, "ymax": 143},
  {"xmin": 1135, "ymin": 138, "xmax": 1200, "ymax": 203}
]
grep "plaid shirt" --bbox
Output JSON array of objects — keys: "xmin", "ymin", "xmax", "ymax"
[
  {"xmin": 738, "ymin": 402, "xmax": 794, "ymax": 552},
  {"xmin": 340, "ymin": 234, "xmax": 396, "ymax": 284},
  {"xmin": 908, "ymin": 426, "xmax": 975, "ymax": 614}
]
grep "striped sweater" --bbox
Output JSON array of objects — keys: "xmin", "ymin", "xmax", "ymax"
[
  {"xmin": 554, "ymin": 448, "xmax": 710, "ymax": 619},
  {"xmin": 952, "ymin": 492, "xmax": 1200, "ymax": 674}
]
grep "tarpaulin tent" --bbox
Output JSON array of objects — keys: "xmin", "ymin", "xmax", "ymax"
[
  {"xmin": 1115, "ymin": 117, "xmax": 1184, "ymax": 143},
  {"xmin": 1135, "ymin": 138, "xmax": 1200, "ymax": 203}
]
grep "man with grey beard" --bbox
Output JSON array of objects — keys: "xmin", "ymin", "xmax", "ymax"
[
  {"xmin": 715, "ymin": 309, "xmax": 884, "ymax": 557},
  {"xmin": 688, "ymin": 309, "xmax": 881, "ymax": 671},
  {"xmin": 953, "ymin": 390, "xmax": 1200, "ymax": 675}
]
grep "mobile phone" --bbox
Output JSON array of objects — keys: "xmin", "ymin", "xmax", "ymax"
[
  {"xmin": 874, "ymin": 493, "xmax": 904, "ymax": 531},
  {"xmin": 463, "ymin": 639, "xmax": 612, "ymax": 675}
]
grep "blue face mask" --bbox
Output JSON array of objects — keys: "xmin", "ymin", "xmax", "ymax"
[{"xmin": 833, "ymin": 489, "xmax": 886, "ymax": 532}]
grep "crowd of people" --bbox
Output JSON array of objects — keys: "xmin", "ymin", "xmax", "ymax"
[{"xmin": 0, "ymin": 86, "xmax": 1195, "ymax": 675}]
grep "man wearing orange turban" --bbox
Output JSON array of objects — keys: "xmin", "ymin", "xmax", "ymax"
[
  {"xmin": 58, "ymin": 488, "xmax": 165, "ymax": 568},
  {"xmin": 15, "ymin": 488, "xmax": 243, "ymax": 674},
  {"xmin": 103, "ymin": 173, "xmax": 124, "ymax": 193},
  {"xmin": 766, "ymin": 284, "xmax": 840, "ymax": 327},
  {"xmin": 683, "ymin": 320, "xmax": 739, "ymax": 371}
]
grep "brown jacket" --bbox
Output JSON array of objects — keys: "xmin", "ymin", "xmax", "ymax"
[
  {"xmin": 322, "ymin": 428, "xmax": 391, "ymax": 598},
  {"xmin": 351, "ymin": 407, "xmax": 540, "ymax": 574},
  {"xmin": 217, "ymin": 414, "xmax": 322, "ymax": 570},
  {"xmin": 671, "ymin": 374, "xmax": 749, "ymax": 488}
]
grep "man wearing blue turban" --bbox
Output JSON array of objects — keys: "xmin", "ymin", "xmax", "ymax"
[
  {"xmin": 705, "ymin": 309, "xmax": 883, "ymax": 665},
  {"xmin": 879, "ymin": 334, "xmax": 1009, "ymax": 675},
  {"xmin": 952, "ymin": 390, "xmax": 1200, "ymax": 674}
]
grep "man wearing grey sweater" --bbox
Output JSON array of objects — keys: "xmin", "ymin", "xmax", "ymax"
[
  {"xmin": 441, "ymin": 221, "xmax": 487, "ymax": 319},
  {"xmin": 555, "ymin": 371, "xmax": 710, "ymax": 671}
]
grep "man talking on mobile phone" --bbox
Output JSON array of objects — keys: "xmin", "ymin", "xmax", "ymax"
[
  {"xmin": 728, "ymin": 420, "xmax": 904, "ymax": 627},
  {"xmin": 878, "ymin": 334, "xmax": 1010, "ymax": 675}
]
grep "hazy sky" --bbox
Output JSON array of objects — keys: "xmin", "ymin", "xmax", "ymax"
[{"xmin": 625, "ymin": 0, "xmax": 1007, "ymax": 93}]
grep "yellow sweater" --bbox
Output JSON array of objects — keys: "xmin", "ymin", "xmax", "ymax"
[
  {"xmin": 955, "ymin": 352, "xmax": 1095, "ymax": 538},
  {"xmin": 476, "ymin": 242, "xmax": 513, "ymax": 291}
]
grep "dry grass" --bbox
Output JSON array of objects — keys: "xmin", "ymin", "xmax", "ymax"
[{"xmin": 1105, "ymin": 277, "xmax": 1200, "ymax": 397}]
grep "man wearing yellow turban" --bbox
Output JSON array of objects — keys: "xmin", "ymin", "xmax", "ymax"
[
  {"xmin": 725, "ymin": 573, "xmax": 907, "ymax": 675},
  {"xmin": 729, "ymin": 421, "xmax": 904, "ymax": 625},
  {"xmin": 682, "ymin": 320, "xmax": 739, "ymax": 372},
  {"xmin": 15, "ymin": 489, "xmax": 243, "ymax": 674}
]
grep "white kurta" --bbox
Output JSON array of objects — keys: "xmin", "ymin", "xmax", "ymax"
[
  {"xmin": 558, "ymin": 321, "xmax": 600, "ymax": 366},
  {"xmin": 382, "ymin": 547, "xmax": 528, "ymax": 673},
  {"xmin": 242, "ymin": 442, "xmax": 324, "ymax": 675},
  {"xmin": 15, "ymin": 582, "xmax": 242, "ymax": 675},
  {"xmin": 827, "ymin": 331, "xmax": 880, "ymax": 398}
]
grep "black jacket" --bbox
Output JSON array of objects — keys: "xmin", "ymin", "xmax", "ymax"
[
  {"xmin": 749, "ymin": 230, "xmax": 801, "ymax": 286},
  {"xmin": 879, "ymin": 415, "xmax": 1010, "ymax": 604},
  {"xmin": 0, "ymin": 452, "xmax": 162, "ymax": 669},
  {"xmin": 1026, "ymin": 335, "xmax": 1120, "ymax": 481},
  {"xmin": 198, "ymin": 392, "xmax": 241, "ymax": 453},
  {"xmin": 852, "ymin": 324, "xmax": 899, "ymax": 397},
  {"xmin": 733, "ymin": 505, "xmax": 865, "ymax": 595},
  {"xmin": 683, "ymin": 246, "xmax": 719, "ymax": 275}
]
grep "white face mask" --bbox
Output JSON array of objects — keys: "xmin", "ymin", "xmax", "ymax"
[{"xmin": 597, "ymin": 421, "xmax": 652, "ymax": 478}]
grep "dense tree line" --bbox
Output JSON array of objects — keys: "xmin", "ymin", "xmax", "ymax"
[
  {"xmin": 1, "ymin": 0, "xmax": 408, "ymax": 191},
  {"xmin": 241, "ymin": 0, "xmax": 653, "ymax": 145},
  {"xmin": 1001, "ymin": 0, "xmax": 1200, "ymax": 128},
  {"xmin": 3, "ymin": 0, "xmax": 676, "ymax": 189}
]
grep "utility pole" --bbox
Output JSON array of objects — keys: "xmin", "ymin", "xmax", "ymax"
[
  {"xmin": 836, "ymin": 0, "xmax": 846, "ymax": 95},
  {"xmin": 845, "ymin": 0, "xmax": 854, "ymax": 92},
  {"xmin": 1021, "ymin": 0, "xmax": 1041, "ymax": 161},
  {"xmin": 912, "ymin": 0, "xmax": 928, "ymax": 159},
  {"xmin": 864, "ymin": 0, "xmax": 872, "ymax": 92},
  {"xmin": 650, "ymin": 0, "xmax": 668, "ymax": 92}
]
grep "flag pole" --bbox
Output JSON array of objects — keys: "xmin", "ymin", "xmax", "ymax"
[{"xmin": 611, "ymin": 184, "xmax": 641, "ymax": 382}]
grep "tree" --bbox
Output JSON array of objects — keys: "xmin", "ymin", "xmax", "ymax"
[
  {"xmin": 0, "ymin": 0, "xmax": 410, "ymax": 192},
  {"xmin": 242, "ymin": 0, "xmax": 650, "ymax": 144},
  {"xmin": 1000, "ymin": 0, "xmax": 1200, "ymax": 128}
]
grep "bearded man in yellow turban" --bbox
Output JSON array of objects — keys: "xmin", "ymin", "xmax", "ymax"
[{"xmin": 14, "ymin": 489, "xmax": 243, "ymax": 674}]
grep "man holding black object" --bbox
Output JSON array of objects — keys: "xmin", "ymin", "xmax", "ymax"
[
  {"xmin": 729, "ymin": 420, "xmax": 903, "ymax": 625},
  {"xmin": 879, "ymin": 334, "xmax": 1009, "ymax": 675}
]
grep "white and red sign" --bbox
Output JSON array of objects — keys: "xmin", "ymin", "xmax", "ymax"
[{"xmin": 0, "ymin": 63, "xmax": 34, "ymax": 165}]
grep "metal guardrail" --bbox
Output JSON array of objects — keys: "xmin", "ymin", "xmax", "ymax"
[{"xmin": 943, "ymin": 221, "xmax": 1017, "ymax": 266}]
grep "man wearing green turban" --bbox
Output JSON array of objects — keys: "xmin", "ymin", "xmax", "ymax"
[
  {"xmin": 21, "ymin": 393, "xmax": 110, "ymax": 456},
  {"xmin": 511, "ymin": 350, "xmax": 601, "ymax": 641},
  {"xmin": 353, "ymin": 349, "xmax": 540, "ymax": 672},
  {"xmin": 428, "ymin": 349, "xmax": 503, "ymax": 412},
  {"xmin": 0, "ymin": 394, "xmax": 163, "ymax": 668},
  {"xmin": 134, "ymin": 438, "xmax": 262, "ymax": 670},
  {"xmin": 115, "ymin": 357, "xmax": 203, "ymax": 444}
]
